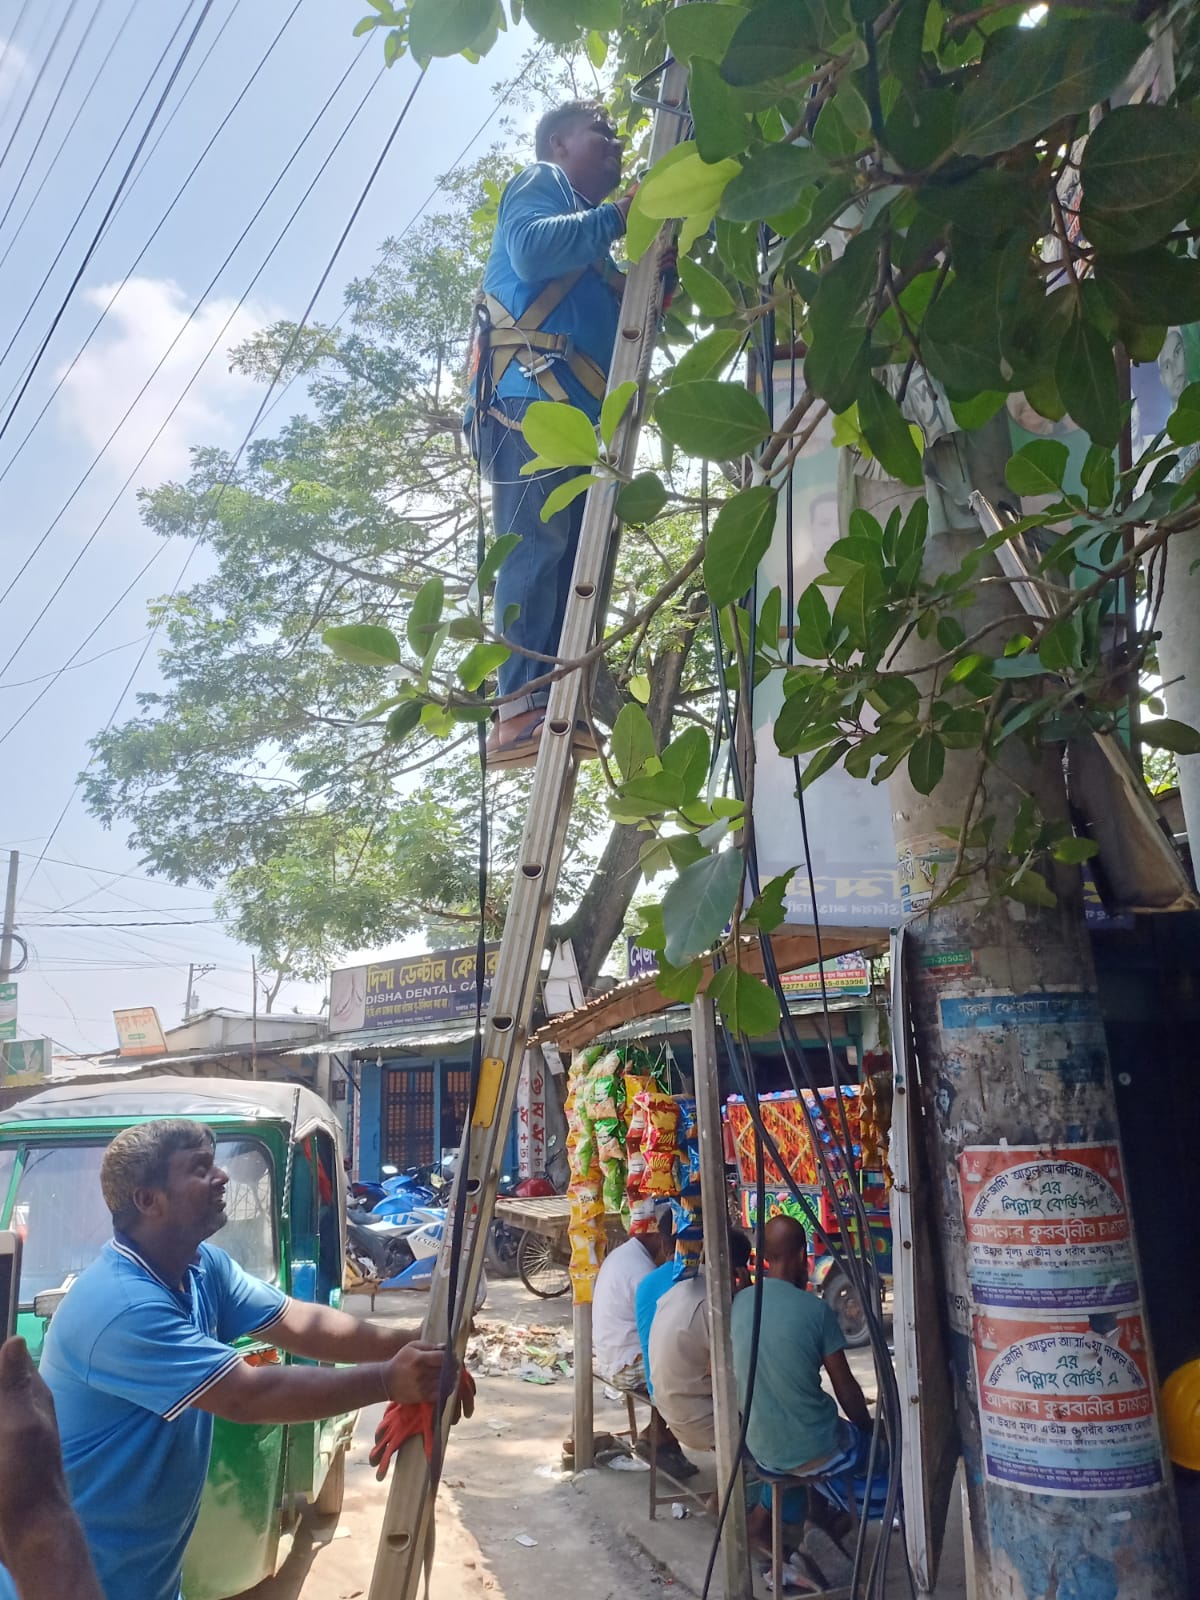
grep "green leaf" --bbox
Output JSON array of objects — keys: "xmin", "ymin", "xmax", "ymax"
[
  {"xmin": 858, "ymin": 378, "xmax": 923, "ymax": 487},
  {"xmin": 457, "ymin": 641, "xmax": 510, "ymax": 691},
  {"xmin": 1006, "ymin": 867, "xmax": 1057, "ymax": 909},
  {"xmin": 721, "ymin": 0, "xmax": 846, "ymax": 86},
  {"xmin": 1081, "ymin": 104, "xmax": 1200, "ymax": 254},
  {"xmin": 637, "ymin": 143, "xmax": 741, "ymax": 220},
  {"xmin": 1096, "ymin": 248, "xmax": 1200, "ymax": 329},
  {"xmin": 1052, "ymin": 836, "xmax": 1100, "ymax": 865},
  {"xmin": 743, "ymin": 871, "xmax": 796, "ymax": 934},
  {"xmin": 1080, "ymin": 444, "xmax": 1115, "ymax": 510},
  {"xmin": 1039, "ymin": 613, "xmax": 1082, "ymax": 673},
  {"xmin": 690, "ymin": 58, "xmax": 752, "ymax": 164},
  {"xmin": 1168, "ymin": 384, "xmax": 1200, "ymax": 449},
  {"xmin": 662, "ymin": 847, "xmax": 743, "ymax": 964},
  {"xmin": 521, "ymin": 400, "xmax": 598, "ymax": 466},
  {"xmin": 622, "ymin": 770, "xmax": 686, "ymax": 809},
  {"xmin": 624, "ymin": 142, "xmax": 694, "ymax": 262},
  {"xmin": 794, "ymin": 582, "xmax": 832, "ymax": 658},
  {"xmin": 678, "ymin": 255, "xmax": 736, "ymax": 319},
  {"xmin": 600, "ymin": 380, "xmax": 638, "ymax": 451},
  {"xmin": 655, "ymin": 380, "xmax": 771, "ymax": 458},
  {"xmin": 1005, "ymin": 439, "xmax": 1070, "ymax": 499},
  {"xmin": 675, "ymin": 328, "xmax": 742, "ymax": 385},
  {"xmin": 952, "ymin": 15, "xmax": 1148, "ymax": 160},
  {"xmin": 1056, "ymin": 311, "xmax": 1120, "ymax": 448},
  {"xmin": 612, "ymin": 702, "xmax": 657, "ymax": 779},
  {"xmin": 805, "ymin": 325, "xmax": 867, "ymax": 413},
  {"xmin": 1140, "ymin": 718, "xmax": 1200, "ymax": 756},
  {"xmin": 661, "ymin": 725, "xmax": 712, "ymax": 799},
  {"xmin": 522, "ymin": 0, "xmax": 618, "ymax": 42},
  {"xmin": 353, "ymin": 16, "xmax": 380, "ymax": 37},
  {"xmin": 385, "ymin": 702, "xmax": 423, "ymax": 743},
  {"xmin": 704, "ymin": 485, "xmax": 778, "ymax": 605},
  {"xmin": 708, "ymin": 964, "xmax": 781, "ymax": 1037},
  {"xmin": 949, "ymin": 391, "xmax": 1007, "ymax": 431},
  {"xmin": 408, "ymin": 0, "xmax": 495, "ymax": 59},
  {"xmin": 478, "ymin": 532, "xmax": 520, "ymax": 592},
  {"xmin": 383, "ymin": 28, "xmax": 403, "ymax": 65},
  {"xmin": 616, "ymin": 472, "xmax": 669, "ymax": 524},
  {"xmin": 407, "ymin": 578, "xmax": 445, "ymax": 657},
  {"xmin": 832, "ymin": 564, "xmax": 884, "ymax": 651},
  {"xmin": 908, "ymin": 731, "xmax": 945, "ymax": 795},
  {"xmin": 800, "ymin": 739, "xmax": 850, "ymax": 788},
  {"xmin": 323, "ymin": 623, "xmax": 402, "ymax": 668},
  {"xmin": 655, "ymin": 957, "xmax": 707, "ymax": 1004},
  {"xmin": 540, "ymin": 473, "xmax": 593, "ymax": 521},
  {"xmin": 921, "ymin": 278, "xmax": 1006, "ymax": 398},
  {"xmin": 628, "ymin": 673, "xmax": 651, "ymax": 704},
  {"xmin": 665, "ymin": 3, "xmax": 744, "ymax": 64},
  {"xmin": 719, "ymin": 142, "xmax": 829, "ymax": 223},
  {"xmin": 586, "ymin": 28, "xmax": 607, "ymax": 67}
]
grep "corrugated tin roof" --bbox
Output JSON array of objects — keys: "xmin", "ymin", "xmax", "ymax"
[{"xmin": 310, "ymin": 1025, "xmax": 479, "ymax": 1056}]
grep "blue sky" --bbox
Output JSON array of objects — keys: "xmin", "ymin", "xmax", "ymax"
[{"xmin": 0, "ymin": 0, "xmax": 541, "ymax": 1054}]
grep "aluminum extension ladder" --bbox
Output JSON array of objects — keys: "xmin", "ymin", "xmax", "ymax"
[{"xmin": 367, "ymin": 45, "xmax": 692, "ymax": 1600}]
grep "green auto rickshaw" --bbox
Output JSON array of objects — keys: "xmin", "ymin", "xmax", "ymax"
[{"xmin": 0, "ymin": 1076, "xmax": 357, "ymax": 1600}]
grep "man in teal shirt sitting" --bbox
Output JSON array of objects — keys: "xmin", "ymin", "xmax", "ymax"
[{"xmin": 731, "ymin": 1215, "xmax": 873, "ymax": 1527}]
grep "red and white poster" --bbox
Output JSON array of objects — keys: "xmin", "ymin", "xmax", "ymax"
[
  {"xmin": 973, "ymin": 1310, "xmax": 1164, "ymax": 1496},
  {"xmin": 959, "ymin": 1144, "xmax": 1136, "ymax": 1312},
  {"xmin": 515, "ymin": 1048, "xmax": 546, "ymax": 1180}
]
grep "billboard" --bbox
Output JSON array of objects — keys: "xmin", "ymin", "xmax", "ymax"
[
  {"xmin": 329, "ymin": 945, "xmax": 499, "ymax": 1034},
  {"xmin": 114, "ymin": 1007, "xmax": 167, "ymax": 1056},
  {"xmin": 754, "ymin": 381, "xmax": 903, "ymax": 929},
  {"xmin": 1, "ymin": 1037, "xmax": 49, "ymax": 1087}
]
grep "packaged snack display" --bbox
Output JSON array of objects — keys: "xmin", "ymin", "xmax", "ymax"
[
  {"xmin": 643, "ymin": 1146, "xmax": 679, "ymax": 1196},
  {"xmin": 671, "ymin": 1191, "xmax": 703, "ymax": 1282}
]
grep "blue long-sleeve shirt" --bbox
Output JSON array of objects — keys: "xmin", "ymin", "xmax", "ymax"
[{"xmin": 482, "ymin": 161, "xmax": 625, "ymax": 422}]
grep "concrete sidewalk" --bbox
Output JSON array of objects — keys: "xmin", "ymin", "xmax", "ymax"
[{"xmin": 239, "ymin": 1279, "xmax": 968, "ymax": 1600}]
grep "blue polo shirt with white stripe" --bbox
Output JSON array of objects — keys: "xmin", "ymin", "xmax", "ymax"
[{"xmin": 0, "ymin": 1233, "xmax": 287, "ymax": 1600}]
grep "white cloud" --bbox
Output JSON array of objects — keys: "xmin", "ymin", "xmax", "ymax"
[
  {"xmin": 55, "ymin": 276, "xmax": 277, "ymax": 486},
  {"xmin": 0, "ymin": 39, "xmax": 30, "ymax": 95}
]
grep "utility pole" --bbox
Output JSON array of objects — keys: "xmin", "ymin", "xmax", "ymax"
[
  {"xmin": 851, "ymin": 441, "xmax": 1185, "ymax": 1597},
  {"xmin": 184, "ymin": 962, "xmax": 214, "ymax": 1020},
  {"xmin": 0, "ymin": 851, "xmax": 18, "ymax": 983}
]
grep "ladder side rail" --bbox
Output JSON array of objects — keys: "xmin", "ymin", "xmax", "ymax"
[{"xmin": 366, "ymin": 50, "xmax": 691, "ymax": 1600}]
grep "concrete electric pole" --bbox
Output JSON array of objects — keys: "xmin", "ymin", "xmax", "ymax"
[
  {"xmin": 852, "ymin": 432, "xmax": 1185, "ymax": 1598},
  {"xmin": 0, "ymin": 852, "xmax": 19, "ymax": 984}
]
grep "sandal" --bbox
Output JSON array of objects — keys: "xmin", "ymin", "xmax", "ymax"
[{"xmin": 486, "ymin": 716, "xmax": 601, "ymax": 771}]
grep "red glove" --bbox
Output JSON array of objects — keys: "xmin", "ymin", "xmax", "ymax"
[{"xmin": 369, "ymin": 1368, "xmax": 476, "ymax": 1481}]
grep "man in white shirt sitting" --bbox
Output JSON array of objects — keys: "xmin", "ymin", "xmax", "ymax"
[
  {"xmin": 648, "ymin": 1230, "xmax": 752, "ymax": 1455},
  {"xmin": 591, "ymin": 1222, "xmax": 697, "ymax": 1479}
]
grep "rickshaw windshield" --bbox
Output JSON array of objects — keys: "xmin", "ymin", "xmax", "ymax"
[{"xmin": 7, "ymin": 1136, "xmax": 277, "ymax": 1302}]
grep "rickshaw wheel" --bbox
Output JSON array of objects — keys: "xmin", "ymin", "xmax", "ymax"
[
  {"xmin": 314, "ymin": 1444, "xmax": 347, "ymax": 1516},
  {"xmin": 821, "ymin": 1268, "xmax": 870, "ymax": 1347},
  {"xmin": 517, "ymin": 1229, "xmax": 570, "ymax": 1298}
]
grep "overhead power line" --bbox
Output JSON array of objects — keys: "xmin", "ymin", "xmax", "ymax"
[
  {"xmin": 0, "ymin": 0, "xmax": 304, "ymax": 509},
  {"xmin": 0, "ymin": 44, "xmax": 382, "ymax": 709},
  {"xmin": 0, "ymin": 0, "xmax": 86, "ymax": 188},
  {"xmin": 0, "ymin": 0, "xmax": 141, "ymax": 294},
  {"xmin": 24, "ymin": 917, "xmax": 220, "ymax": 927},
  {"xmin": 0, "ymin": 0, "xmax": 217, "ymax": 445},
  {"xmin": 21, "ymin": 60, "xmax": 431, "ymax": 899}
]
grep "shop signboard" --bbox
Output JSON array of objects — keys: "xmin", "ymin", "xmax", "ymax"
[
  {"xmin": 1, "ymin": 1037, "xmax": 49, "ymax": 1087},
  {"xmin": 754, "ymin": 382, "xmax": 902, "ymax": 930},
  {"xmin": 328, "ymin": 945, "xmax": 499, "ymax": 1033},
  {"xmin": 779, "ymin": 953, "xmax": 870, "ymax": 999},
  {"xmin": 0, "ymin": 983, "xmax": 15, "ymax": 1042},
  {"xmin": 113, "ymin": 1006, "xmax": 167, "ymax": 1056}
]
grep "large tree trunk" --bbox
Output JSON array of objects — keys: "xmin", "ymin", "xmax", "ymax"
[{"xmin": 556, "ymin": 594, "xmax": 704, "ymax": 988}]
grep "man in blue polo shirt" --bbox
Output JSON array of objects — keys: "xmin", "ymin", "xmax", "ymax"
[
  {"xmin": 471, "ymin": 101, "xmax": 632, "ymax": 769},
  {"xmin": 0, "ymin": 1119, "xmax": 451, "ymax": 1600}
]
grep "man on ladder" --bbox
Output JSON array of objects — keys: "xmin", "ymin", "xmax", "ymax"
[{"xmin": 468, "ymin": 100, "xmax": 635, "ymax": 770}]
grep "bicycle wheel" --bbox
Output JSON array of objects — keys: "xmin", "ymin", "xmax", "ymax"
[{"xmin": 517, "ymin": 1229, "xmax": 570, "ymax": 1298}]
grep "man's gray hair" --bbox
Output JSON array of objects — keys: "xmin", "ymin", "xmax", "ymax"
[{"xmin": 101, "ymin": 1118, "xmax": 215, "ymax": 1230}]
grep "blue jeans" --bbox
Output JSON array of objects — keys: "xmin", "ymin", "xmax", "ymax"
[{"xmin": 479, "ymin": 397, "xmax": 588, "ymax": 720}]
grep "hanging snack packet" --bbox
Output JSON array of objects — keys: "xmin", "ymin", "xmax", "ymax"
[
  {"xmin": 671, "ymin": 1192, "xmax": 703, "ymax": 1281},
  {"xmin": 643, "ymin": 1146, "xmax": 680, "ymax": 1197}
]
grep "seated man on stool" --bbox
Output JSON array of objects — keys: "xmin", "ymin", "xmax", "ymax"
[
  {"xmin": 591, "ymin": 1213, "xmax": 697, "ymax": 1479},
  {"xmin": 647, "ymin": 1229, "xmax": 753, "ymax": 1458},
  {"xmin": 732, "ymin": 1215, "xmax": 874, "ymax": 1556}
]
